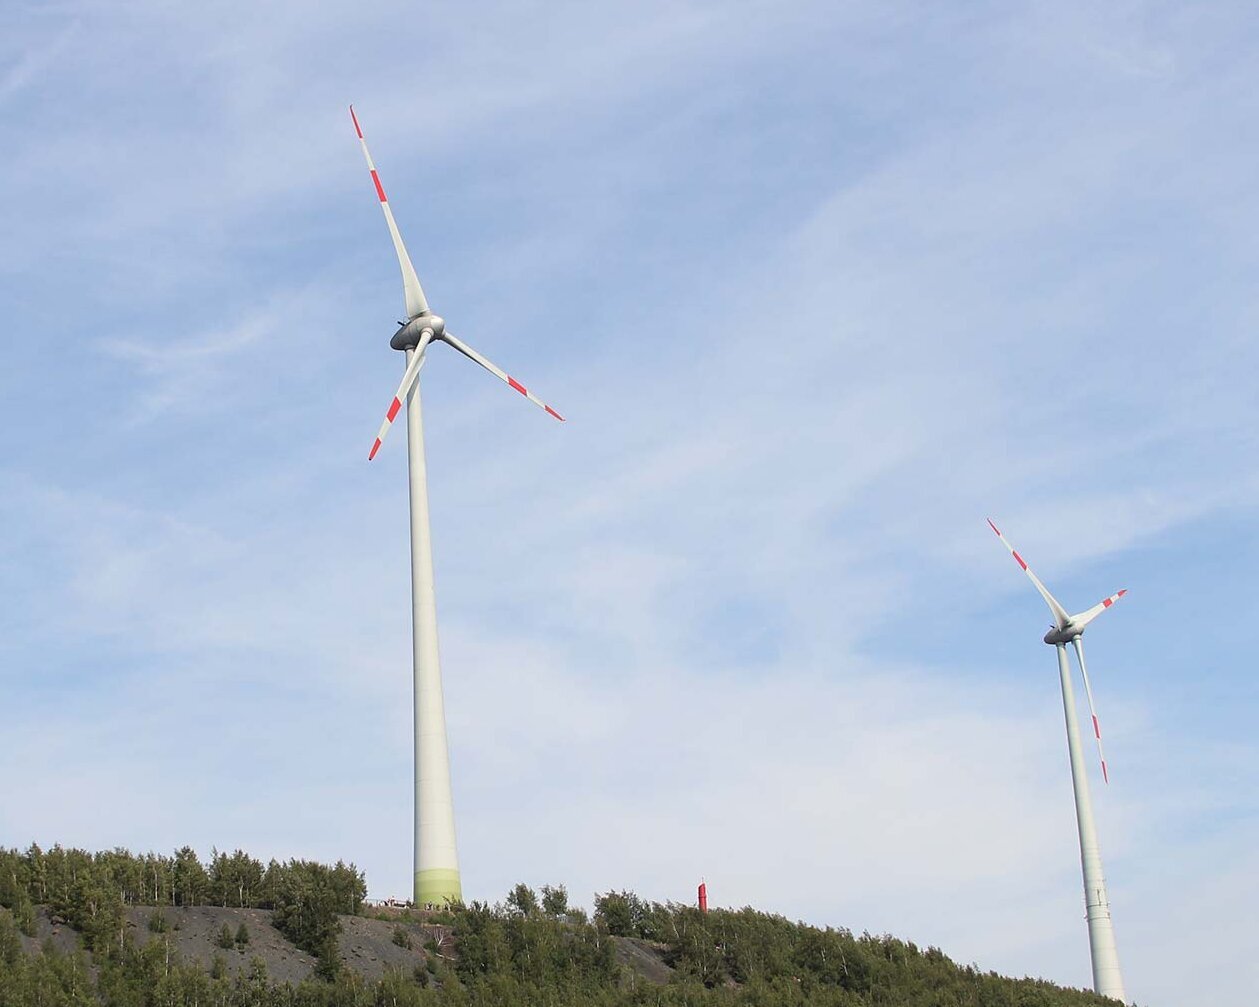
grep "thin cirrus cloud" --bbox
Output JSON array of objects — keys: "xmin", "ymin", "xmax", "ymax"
[
  {"xmin": 0, "ymin": 18, "xmax": 79, "ymax": 104},
  {"xmin": 97, "ymin": 313, "xmax": 277, "ymax": 423}
]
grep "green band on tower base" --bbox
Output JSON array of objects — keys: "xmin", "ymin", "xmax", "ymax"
[{"xmin": 415, "ymin": 868, "xmax": 462, "ymax": 907}]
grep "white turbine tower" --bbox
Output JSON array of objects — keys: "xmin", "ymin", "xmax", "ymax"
[
  {"xmin": 351, "ymin": 106, "xmax": 564, "ymax": 907},
  {"xmin": 987, "ymin": 519, "xmax": 1126, "ymax": 1002}
]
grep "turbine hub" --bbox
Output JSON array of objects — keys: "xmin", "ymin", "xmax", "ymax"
[{"xmin": 391, "ymin": 313, "xmax": 445, "ymax": 351}]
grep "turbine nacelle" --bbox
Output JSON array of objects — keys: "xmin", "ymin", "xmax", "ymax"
[
  {"xmin": 392, "ymin": 313, "xmax": 446, "ymax": 351},
  {"xmin": 1044, "ymin": 623, "xmax": 1082, "ymax": 646}
]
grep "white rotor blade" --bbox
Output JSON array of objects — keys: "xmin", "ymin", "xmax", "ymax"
[
  {"xmin": 442, "ymin": 331, "xmax": 565, "ymax": 421},
  {"xmin": 987, "ymin": 519, "xmax": 1071, "ymax": 628},
  {"xmin": 1071, "ymin": 637, "xmax": 1110, "ymax": 784},
  {"xmin": 368, "ymin": 333, "xmax": 433, "ymax": 460},
  {"xmin": 1069, "ymin": 589, "xmax": 1128, "ymax": 630},
  {"xmin": 350, "ymin": 106, "xmax": 429, "ymax": 320}
]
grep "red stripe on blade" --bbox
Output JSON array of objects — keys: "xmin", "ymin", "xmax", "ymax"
[
  {"xmin": 507, "ymin": 377, "xmax": 527, "ymax": 396},
  {"xmin": 987, "ymin": 519, "xmax": 1000, "ymax": 535},
  {"xmin": 1092, "ymin": 715, "xmax": 1101, "ymax": 739},
  {"xmin": 386, "ymin": 397, "xmax": 402, "ymax": 422},
  {"xmin": 1101, "ymin": 761, "xmax": 1109, "ymax": 784},
  {"xmin": 1117, "ymin": 589, "xmax": 1127, "ymax": 597},
  {"xmin": 350, "ymin": 106, "xmax": 363, "ymax": 138},
  {"xmin": 371, "ymin": 170, "xmax": 387, "ymax": 202},
  {"xmin": 1103, "ymin": 597, "xmax": 1112, "ymax": 607},
  {"xmin": 1012, "ymin": 551, "xmax": 1028, "ymax": 571},
  {"xmin": 369, "ymin": 438, "xmax": 382, "ymax": 460},
  {"xmin": 544, "ymin": 405, "xmax": 565, "ymax": 421}
]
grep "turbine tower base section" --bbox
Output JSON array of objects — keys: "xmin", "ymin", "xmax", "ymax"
[
  {"xmin": 415, "ymin": 868, "xmax": 462, "ymax": 908},
  {"xmin": 1086, "ymin": 900, "xmax": 1125, "ymax": 1001},
  {"xmin": 404, "ymin": 366, "xmax": 464, "ymax": 913},
  {"xmin": 1055, "ymin": 644, "xmax": 1126, "ymax": 1003}
]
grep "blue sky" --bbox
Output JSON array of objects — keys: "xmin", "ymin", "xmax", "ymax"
[{"xmin": 2, "ymin": 1, "xmax": 1257, "ymax": 1003}]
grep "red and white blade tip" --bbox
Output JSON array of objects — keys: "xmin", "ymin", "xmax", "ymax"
[
  {"xmin": 506, "ymin": 375, "xmax": 564, "ymax": 421},
  {"xmin": 348, "ymin": 104, "xmax": 429, "ymax": 318},
  {"xmin": 349, "ymin": 106, "xmax": 386, "ymax": 200},
  {"xmin": 987, "ymin": 518, "xmax": 1029, "ymax": 570},
  {"xmin": 443, "ymin": 331, "xmax": 566, "ymax": 421},
  {"xmin": 367, "ymin": 395, "xmax": 405, "ymax": 461}
]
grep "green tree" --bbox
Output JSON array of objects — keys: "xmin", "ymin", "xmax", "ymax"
[
  {"xmin": 0, "ymin": 910, "xmax": 22, "ymax": 968},
  {"xmin": 210, "ymin": 848, "xmax": 266, "ymax": 908},
  {"xmin": 270, "ymin": 859, "xmax": 348, "ymax": 980},
  {"xmin": 540, "ymin": 884, "xmax": 568, "ymax": 918},
  {"xmin": 506, "ymin": 883, "xmax": 539, "ymax": 917},
  {"xmin": 172, "ymin": 846, "xmax": 210, "ymax": 906},
  {"xmin": 594, "ymin": 890, "xmax": 651, "ymax": 937}
]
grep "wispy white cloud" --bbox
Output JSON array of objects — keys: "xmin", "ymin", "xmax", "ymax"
[
  {"xmin": 98, "ymin": 314, "xmax": 272, "ymax": 422},
  {"xmin": 0, "ymin": 18, "xmax": 79, "ymax": 104}
]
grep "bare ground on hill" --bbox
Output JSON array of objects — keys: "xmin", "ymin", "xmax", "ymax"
[
  {"xmin": 11, "ymin": 906, "xmax": 672, "ymax": 987},
  {"xmin": 126, "ymin": 906, "xmax": 318, "ymax": 983},
  {"xmin": 124, "ymin": 907, "xmax": 453, "ymax": 983},
  {"xmin": 17, "ymin": 908, "xmax": 87, "ymax": 960},
  {"xmin": 613, "ymin": 937, "xmax": 675, "ymax": 985}
]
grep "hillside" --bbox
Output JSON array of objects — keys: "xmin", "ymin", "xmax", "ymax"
[
  {"xmin": 0, "ymin": 845, "xmax": 1124, "ymax": 1005},
  {"xmin": 8, "ymin": 903, "xmax": 670, "ymax": 987},
  {"xmin": 13, "ymin": 904, "xmax": 446, "ymax": 985}
]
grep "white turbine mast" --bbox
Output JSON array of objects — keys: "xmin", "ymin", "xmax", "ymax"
[
  {"xmin": 987, "ymin": 519, "xmax": 1126, "ymax": 1002},
  {"xmin": 351, "ymin": 106, "xmax": 564, "ymax": 907}
]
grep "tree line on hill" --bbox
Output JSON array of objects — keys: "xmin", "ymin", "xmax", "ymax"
[
  {"xmin": 589, "ymin": 889, "xmax": 1118, "ymax": 1005},
  {"xmin": 0, "ymin": 845, "xmax": 1123, "ymax": 1006},
  {"xmin": 0, "ymin": 844, "xmax": 364, "ymax": 975}
]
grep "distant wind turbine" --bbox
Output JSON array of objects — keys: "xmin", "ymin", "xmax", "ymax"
[
  {"xmin": 987, "ymin": 519, "xmax": 1127, "ymax": 1003},
  {"xmin": 351, "ymin": 106, "xmax": 564, "ymax": 907}
]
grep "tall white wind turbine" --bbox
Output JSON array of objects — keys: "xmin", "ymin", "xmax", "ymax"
[
  {"xmin": 351, "ymin": 106, "xmax": 564, "ymax": 907},
  {"xmin": 987, "ymin": 519, "xmax": 1126, "ymax": 1002}
]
